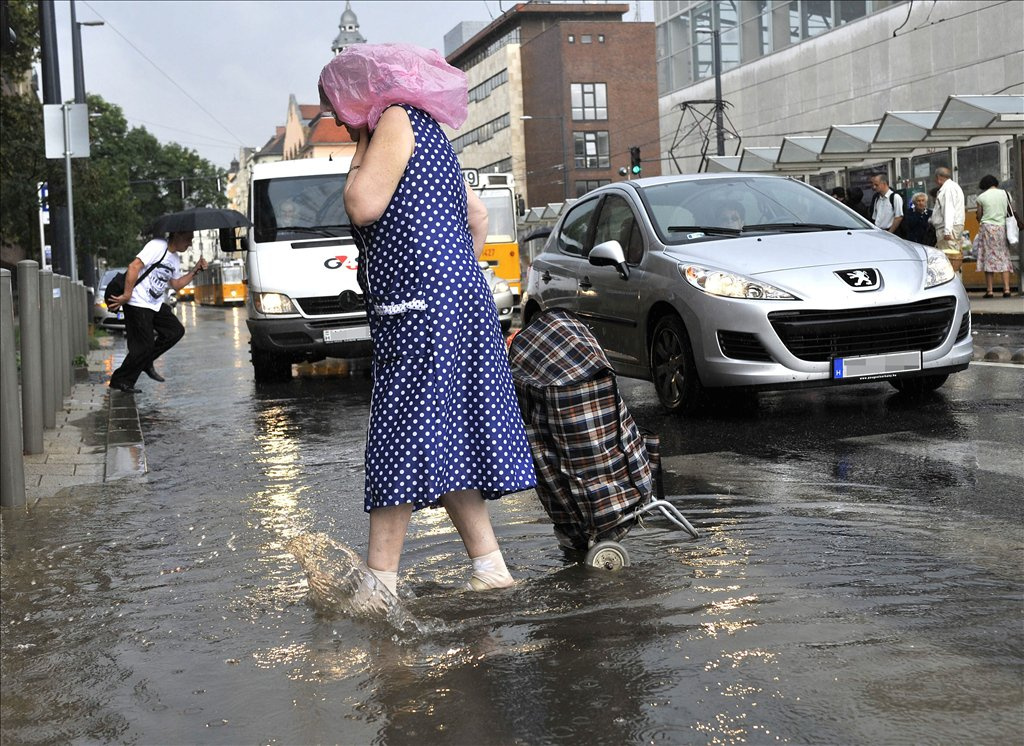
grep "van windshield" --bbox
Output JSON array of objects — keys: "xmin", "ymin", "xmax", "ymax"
[{"xmin": 253, "ymin": 173, "xmax": 352, "ymax": 243}]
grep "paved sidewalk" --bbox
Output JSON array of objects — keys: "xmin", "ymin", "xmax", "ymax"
[{"xmin": 22, "ymin": 336, "xmax": 146, "ymax": 503}]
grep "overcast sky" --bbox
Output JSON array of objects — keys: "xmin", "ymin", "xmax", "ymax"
[{"xmin": 49, "ymin": 1, "xmax": 652, "ymax": 170}]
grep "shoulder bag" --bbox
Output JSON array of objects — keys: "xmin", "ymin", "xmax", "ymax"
[
  {"xmin": 104, "ymin": 248, "xmax": 169, "ymax": 303},
  {"xmin": 1006, "ymin": 192, "xmax": 1022, "ymax": 247}
]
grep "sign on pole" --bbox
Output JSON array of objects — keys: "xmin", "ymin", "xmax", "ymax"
[
  {"xmin": 43, "ymin": 103, "xmax": 90, "ymax": 159},
  {"xmin": 462, "ymin": 168, "xmax": 479, "ymax": 188}
]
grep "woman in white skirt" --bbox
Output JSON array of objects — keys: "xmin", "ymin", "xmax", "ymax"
[{"xmin": 974, "ymin": 175, "xmax": 1015, "ymax": 298}]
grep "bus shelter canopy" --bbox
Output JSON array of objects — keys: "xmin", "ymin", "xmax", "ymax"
[{"xmin": 701, "ymin": 94, "xmax": 1024, "ymax": 173}]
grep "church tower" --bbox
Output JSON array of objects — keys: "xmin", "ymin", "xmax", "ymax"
[{"xmin": 331, "ymin": 1, "xmax": 366, "ymax": 55}]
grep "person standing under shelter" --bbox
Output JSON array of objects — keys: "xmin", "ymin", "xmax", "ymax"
[
  {"xmin": 974, "ymin": 174, "xmax": 1015, "ymax": 297},
  {"xmin": 930, "ymin": 167, "xmax": 965, "ymax": 254},
  {"xmin": 107, "ymin": 231, "xmax": 207, "ymax": 393},
  {"xmin": 870, "ymin": 173, "xmax": 903, "ymax": 234}
]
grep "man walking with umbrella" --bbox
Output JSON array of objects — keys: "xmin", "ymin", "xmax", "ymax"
[{"xmin": 107, "ymin": 231, "xmax": 207, "ymax": 392}]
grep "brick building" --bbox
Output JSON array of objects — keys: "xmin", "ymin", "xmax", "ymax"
[{"xmin": 445, "ymin": 3, "xmax": 660, "ymax": 208}]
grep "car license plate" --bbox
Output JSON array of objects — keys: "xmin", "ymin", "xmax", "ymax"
[
  {"xmin": 323, "ymin": 325, "xmax": 370, "ymax": 343},
  {"xmin": 832, "ymin": 350, "xmax": 921, "ymax": 380}
]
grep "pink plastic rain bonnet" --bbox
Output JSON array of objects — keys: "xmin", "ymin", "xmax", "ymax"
[{"xmin": 319, "ymin": 43, "xmax": 468, "ymax": 131}]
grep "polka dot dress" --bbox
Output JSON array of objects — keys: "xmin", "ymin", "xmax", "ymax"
[{"xmin": 353, "ymin": 105, "xmax": 537, "ymax": 513}]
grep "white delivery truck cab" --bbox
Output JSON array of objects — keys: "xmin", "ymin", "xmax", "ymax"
[{"xmin": 240, "ymin": 157, "xmax": 370, "ymax": 381}]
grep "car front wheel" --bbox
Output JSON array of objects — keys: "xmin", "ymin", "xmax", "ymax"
[{"xmin": 650, "ymin": 314, "xmax": 704, "ymax": 414}]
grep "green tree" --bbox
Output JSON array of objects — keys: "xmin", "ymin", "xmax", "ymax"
[
  {"xmin": 2, "ymin": 0, "xmax": 229, "ymax": 269},
  {"xmin": 71, "ymin": 96, "xmax": 141, "ymax": 265},
  {"xmin": 0, "ymin": 0, "xmax": 46, "ymax": 256}
]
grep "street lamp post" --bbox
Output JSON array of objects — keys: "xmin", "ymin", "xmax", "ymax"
[
  {"xmin": 67, "ymin": 0, "xmax": 102, "ymax": 284},
  {"xmin": 521, "ymin": 114, "xmax": 569, "ymax": 202},
  {"xmin": 71, "ymin": 2, "xmax": 103, "ymax": 105}
]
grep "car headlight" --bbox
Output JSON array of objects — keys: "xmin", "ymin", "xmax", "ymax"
[
  {"xmin": 680, "ymin": 264, "xmax": 798, "ymax": 300},
  {"xmin": 493, "ymin": 280, "xmax": 510, "ymax": 294},
  {"xmin": 924, "ymin": 247, "xmax": 955, "ymax": 288},
  {"xmin": 253, "ymin": 292, "xmax": 297, "ymax": 314}
]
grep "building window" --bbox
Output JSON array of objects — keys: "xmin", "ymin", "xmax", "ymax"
[
  {"xmin": 450, "ymin": 113, "xmax": 511, "ymax": 155},
  {"xmin": 468, "ymin": 69, "xmax": 509, "ymax": 104},
  {"xmin": 581, "ymin": 34, "xmax": 593, "ymax": 44},
  {"xmin": 598, "ymin": 34, "xmax": 605, "ymax": 43},
  {"xmin": 453, "ymin": 27, "xmax": 521, "ymax": 71},
  {"xmin": 568, "ymin": 34, "xmax": 575, "ymax": 43},
  {"xmin": 481, "ymin": 157, "xmax": 513, "ymax": 174},
  {"xmin": 575, "ymin": 179, "xmax": 611, "ymax": 197},
  {"xmin": 573, "ymin": 131, "xmax": 610, "ymax": 169},
  {"xmin": 571, "ymin": 83, "xmax": 608, "ymax": 121},
  {"xmin": 839, "ymin": 1, "xmax": 868, "ymax": 25},
  {"xmin": 656, "ymin": 0, "xmax": 893, "ymax": 97}
]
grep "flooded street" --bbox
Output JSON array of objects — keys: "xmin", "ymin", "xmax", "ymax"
[{"xmin": 2, "ymin": 304, "xmax": 1022, "ymax": 745}]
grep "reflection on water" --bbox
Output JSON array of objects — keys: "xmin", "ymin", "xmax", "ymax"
[{"xmin": 2, "ymin": 307, "xmax": 1021, "ymax": 745}]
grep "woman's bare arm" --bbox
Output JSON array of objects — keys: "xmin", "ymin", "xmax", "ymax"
[
  {"xmin": 343, "ymin": 107, "xmax": 415, "ymax": 226},
  {"xmin": 466, "ymin": 185, "xmax": 489, "ymax": 259}
]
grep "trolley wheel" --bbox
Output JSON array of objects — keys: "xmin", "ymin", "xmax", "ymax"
[{"xmin": 584, "ymin": 541, "xmax": 631, "ymax": 571}]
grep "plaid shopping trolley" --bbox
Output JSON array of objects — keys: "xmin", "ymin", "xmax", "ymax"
[{"xmin": 508, "ymin": 309, "xmax": 697, "ymax": 569}]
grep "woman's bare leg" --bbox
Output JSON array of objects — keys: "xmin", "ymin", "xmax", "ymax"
[
  {"xmin": 1002, "ymin": 270, "xmax": 1012, "ymax": 295},
  {"xmin": 367, "ymin": 503, "xmax": 413, "ymax": 573},
  {"xmin": 986, "ymin": 271, "xmax": 994, "ymax": 295},
  {"xmin": 442, "ymin": 489, "xmax": 513, "ymax": 589},
  {"xmin": 441, "ymin": 489, "xmax": 499, "ymax": 557}
]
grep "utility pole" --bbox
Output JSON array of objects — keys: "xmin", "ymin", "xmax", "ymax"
[{"xmin": 711, "ymin": 29, "xmax": 724, "ymax": 157}]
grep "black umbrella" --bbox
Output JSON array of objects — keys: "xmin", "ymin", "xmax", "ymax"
[{"xmin": 148, "ymin": 207, "xmax": 251, "ymax": 234}]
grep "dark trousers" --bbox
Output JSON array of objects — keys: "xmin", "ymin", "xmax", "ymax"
[{"xmin": 109, "ymin": 303, "xmax": 184, "ymax": 387}]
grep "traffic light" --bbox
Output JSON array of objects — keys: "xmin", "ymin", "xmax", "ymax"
[{"xmin": 629, "ymin": 146, "xmax": 642, "ymax": 176}]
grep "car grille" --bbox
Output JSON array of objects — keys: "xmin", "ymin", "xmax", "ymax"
[
  {"xmin": 956, "ymin": 311, "xmax": 970, "ymax": 341},
  {"xmin": 295, "ymin": 290, "xmax": 365, "ymax": 316},
  {"xmin": 717, "ymin": 331, "xmax": 774, "ymax": 362},
  {"xmin": 767, "ymin": 297, "xmax": 957, "ymax": 362}
]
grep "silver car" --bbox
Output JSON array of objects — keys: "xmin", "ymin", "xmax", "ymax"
[
  {"xmin": 93, "ymin": 267, "xmax": 127, "ymax": 332},
  {"xmin": 522, "ymin": 174, "xmax": 972, "ymax": 413},
  {"xmin": 480, "ymin": 261, "xmax": 514, "ymax": 333}
]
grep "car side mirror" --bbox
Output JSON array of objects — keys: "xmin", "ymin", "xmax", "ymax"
[{"xmin": 589, "ymin": 239, "xmax": 630, "ymax": 280}]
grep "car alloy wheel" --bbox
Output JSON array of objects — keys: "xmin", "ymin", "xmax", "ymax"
[{"xmin": 650, "ymin": 314, "xmax": 703, "ymax": 414}]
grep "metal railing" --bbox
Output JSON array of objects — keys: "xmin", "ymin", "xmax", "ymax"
[{"xmin": 1, "ymin": 262, "xmax": 91, "ymax": 507}]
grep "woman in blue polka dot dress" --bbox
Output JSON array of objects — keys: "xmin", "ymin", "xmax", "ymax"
[{"xmin": 326, "ymin": 99, "xmax": 537, "ymax": 597}]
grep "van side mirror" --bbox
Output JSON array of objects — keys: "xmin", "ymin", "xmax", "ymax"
[
  {"xmin": 239, "ymin": 236, "xmax": 250, "ymax": 252},
  {"xmin": 219, "ymin": 228, "xmax": 239, "ymax": 253},
  {"xmin": 589, "ymin": 239, "xmax": 629, "ymax": 280}
]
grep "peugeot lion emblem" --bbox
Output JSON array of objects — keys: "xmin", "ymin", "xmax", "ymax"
[{"xmin": 835, "ymin": 268, "xmax": 880, "ymax": 291}]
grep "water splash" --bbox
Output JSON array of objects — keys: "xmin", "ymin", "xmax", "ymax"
[{"xmin": 286, "ymin": 533, "xmax": 427, "ymax": 634}]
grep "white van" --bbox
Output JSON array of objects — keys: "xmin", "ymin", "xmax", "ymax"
[{"xmin": 240, "ymin": 157, "xmax": 370, "ymax": 381}]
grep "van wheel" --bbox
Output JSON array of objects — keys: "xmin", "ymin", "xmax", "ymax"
[
  {"xmin": 251, "ymin": 342, "xmax": 292, "ymax": 382},
  {"xmin": 650, "ymin": 314, "xmax": 704, "ymax": 414}
]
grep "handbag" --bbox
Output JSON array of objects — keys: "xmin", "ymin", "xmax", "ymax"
[
  {"xmin": 104, "ymin": 249, "xmax": 168, "ymax": 303},
  {"xmin": 1006, "ymin": 193, "xmax": 1022, "ymax": 246}
]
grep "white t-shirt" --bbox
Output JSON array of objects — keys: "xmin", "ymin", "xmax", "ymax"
[
  {"xmin": 872, "ymin": 189, "xmax": 903, "ymax": 230},
  {"xmin": 128, "ymin": 238, "xmax": 181, "ymax": 311}
]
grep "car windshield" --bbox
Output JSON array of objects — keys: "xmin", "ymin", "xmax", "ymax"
[
  {"xmin": 253, "ymin": 174, "xmax": 352, "ymax": 242},
  {"xmin": 642, "ymin": 177, "xmax": 872, "ymax": 243}
]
